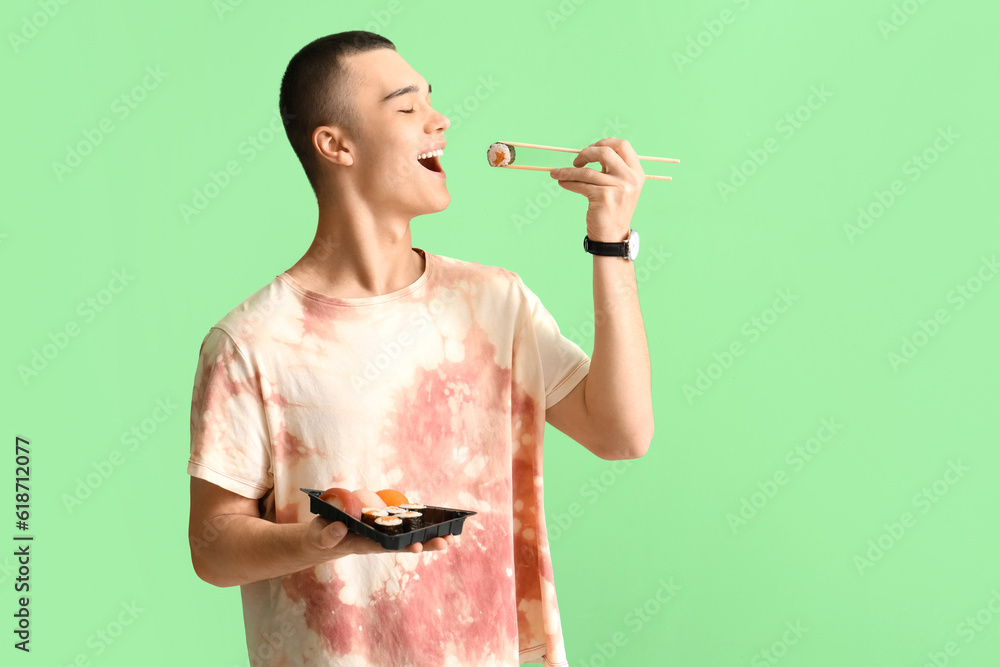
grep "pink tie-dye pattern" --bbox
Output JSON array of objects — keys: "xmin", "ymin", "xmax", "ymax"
[{"xmin": 188, "ymin": 251, "xmax": 588, "ymax": 666}]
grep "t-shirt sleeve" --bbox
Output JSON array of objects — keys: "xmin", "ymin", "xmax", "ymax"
[
  {"xmin": 187, "ymin": 326, "xmax": 273, "ymax": 499},
  {"xmin": 513, "ymin": 273, "xmax": 591, "ymax": 408}
]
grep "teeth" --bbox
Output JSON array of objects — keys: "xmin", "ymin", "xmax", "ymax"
[{"xmin": 417, "ymin": 148, "xmax": 444, "ymax": 160}]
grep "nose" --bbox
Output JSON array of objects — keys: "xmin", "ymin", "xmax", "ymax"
[{"xmin": 428, "ymin": 106, "xmax": 450, "ymax": 132}]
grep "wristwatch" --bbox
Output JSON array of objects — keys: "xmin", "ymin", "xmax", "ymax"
[{"xmin": 584, "ymin": 229, "xmax": 640, "ymax": 261}]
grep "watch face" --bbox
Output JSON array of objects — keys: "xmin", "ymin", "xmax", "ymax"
[{"xmin": 628, "ymin": 230, "xmax": 640, "ymax": 261}]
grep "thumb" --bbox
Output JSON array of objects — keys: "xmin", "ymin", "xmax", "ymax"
[{"xmin": 319, "ymin": 521, "xmax": 348, "ymax": 548}]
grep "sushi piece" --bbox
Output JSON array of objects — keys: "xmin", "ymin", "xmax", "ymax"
[
  {"xmin": 487, "ymin": 142, "xmax": 515, "ymax": 167},
  {"xmin": 361, "ymin": 508, "xmax": 389, "ymax": 526},
  {"xmin": 319, "ymin": 487, "xmax": 363, "ymax": 520},
  {"xmin": 374, "ymin": 515, "xmax": 404, "ymax": 535},
  {"xmin": 396, "ymin": 511, "xmax": 424, "ymax": 531},
  {"xmin": 383, "ymin": 506, "xmax": 407, "ymax": 516},
  {"xmin": 399, "ymin": 503, "xmax": 427, "ymax": 513},
  {"xmin": 353, "ymin": 489, "xmax": 387, "ymax": 509},
  {"xmin": 376, "ymin": 489, "xmax": 410, "ymax": 507}
]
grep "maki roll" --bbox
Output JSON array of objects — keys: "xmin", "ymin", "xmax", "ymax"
[
  {"xmin": 374, "ymin": 515, "xmax": 403, "ymax": 535},
  {"xmin": 396, "ymin": 511, "xmax": 424, "ymax": 531},
  {"xmin": 384, "ymin": 506, "xmax": 407, "ymax": 516},
  {"xmin": 487, "ymin": 142, "xmax": 515, "ymax": 168},
  {"xmin": 361, "ymin": 508, "xmax": 388, "ymax": 526},
  {"xmin": 399, "ymin": 503, "xmax": 426, "ymax": 512}
]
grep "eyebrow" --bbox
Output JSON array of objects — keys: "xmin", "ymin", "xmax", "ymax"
[{"xmin": 381, "ymin": 82, "xmax": 431, "ymax": 103}]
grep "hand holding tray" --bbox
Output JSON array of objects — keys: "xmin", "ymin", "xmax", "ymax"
[{"xmin": 301, "ymin": 488, "xmax": 476, "ymax": 551}]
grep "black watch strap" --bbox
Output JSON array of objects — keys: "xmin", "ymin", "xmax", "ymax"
[{"xmin": 583, "ymin": 235, "xmax": 629, "ymax": 257}]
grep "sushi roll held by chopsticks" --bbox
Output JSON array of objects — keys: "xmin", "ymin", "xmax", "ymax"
[
  {"xmin": 487, "ymin": 142, "xmax": 516, "ymax": 167},
  {"xmin": 487, "ymin": 141, "xmax": 676, "ymax": 181}
]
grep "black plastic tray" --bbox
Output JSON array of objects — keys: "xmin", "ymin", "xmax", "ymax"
[{"xmin": 300, "ymin": 488, "xmax": 477, "ymax": 550}]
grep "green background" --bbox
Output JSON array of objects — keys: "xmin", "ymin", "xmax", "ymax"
[{"xmin": 4, "ymin": 0, "xmax": 998, "ymax": 664}]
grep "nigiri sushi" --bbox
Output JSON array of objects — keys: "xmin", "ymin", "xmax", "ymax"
[
  {"xmin": 319, "ymin": 488, "xmax": 363, "ymax": 520},
  {"xmin": 376, "ymin": 489, "xmax": 410, "ymax": 507},
  {"xmin": 353, "ymin": 489, "xmax": 387, "ymax": 509}
]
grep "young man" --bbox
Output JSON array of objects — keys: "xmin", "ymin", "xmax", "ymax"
[{"xmin": 187, "ymin": 31, "xmax": 653, "ymax": 667}]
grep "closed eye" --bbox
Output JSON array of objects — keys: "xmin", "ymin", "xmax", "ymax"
[{"xmin": 399, "ymin": 109, "xmax": 415, "ymax": 114}]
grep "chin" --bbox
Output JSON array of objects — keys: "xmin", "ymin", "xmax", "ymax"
[
  {"xmin": 427, "ymin": 190, "xmax": 451, "ymax": 213},
  {"xmin": 410, "ymin": 198, "xmax": 449, "ymax": 220}
]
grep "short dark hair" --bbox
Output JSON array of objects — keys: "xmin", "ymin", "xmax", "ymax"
[{"xmin": 278, "ymin": 31, "xmax": 396, "ymax": 195}]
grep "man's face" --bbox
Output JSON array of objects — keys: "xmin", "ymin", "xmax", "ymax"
[{"xmin": 339, "ymin": 49, "xmax": 451, "ymax": 218}]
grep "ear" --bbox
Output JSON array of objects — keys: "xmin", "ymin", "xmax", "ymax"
[{"xmin": 312, "ymin": 125, "xmax": 354, "ymax": 167}]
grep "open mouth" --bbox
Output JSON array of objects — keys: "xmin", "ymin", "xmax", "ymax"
[{"xmin": 417, "ymin": 148, "xmax": 444, "ymax": 173}]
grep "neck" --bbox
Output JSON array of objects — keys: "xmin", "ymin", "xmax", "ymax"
[{"xmin": 286, "ymin": 188, "xmax": 425, "ymax": 299}]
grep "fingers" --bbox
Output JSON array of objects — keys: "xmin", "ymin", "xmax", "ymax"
[
  {"xmin": 324, "ymin": 521, "xmax": 348, "ymax": 546},
  {"xmin": 310, "ymin": 518, "xmax": 384, "ymax": 555},
  {"xmin": 551, "ymin": 138, "xmax": 644, "ymax": 189},
  {"xmin": 402, "ymin": 536, "xmax": 454, "ymax": 553},
  {"xmin": 347, "ymin": 533, "xmax": 395, "ymax": 554},
  {"xmin": 423, "ymin": 537, "xmax": 449, "ymax": 550},
  {"xmin": 552, "ymin": 178, "xmax": 597, "ymax": 199},
  {"xmin": 594, "ymin": 137, "xmax": 642, "ymax": 172},
  {"xmin": 572, "ymin": 144, "xmax": 629, "ymax": 176},
  {"xmin": 309, "ymin": 516, "xmax": 459, "ymax": 557},
  {"xmin": 308, "ymin": 517, "xmax": 349, "ymax": 551},
  {"xmin": 549, "ymin": 166, "xmax": 615, "ymax": 187}
]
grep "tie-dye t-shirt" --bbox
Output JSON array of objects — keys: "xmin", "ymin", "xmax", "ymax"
[{"xmin": 187, "ymin": 248, "xmax": 591, "ymax": 667}]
